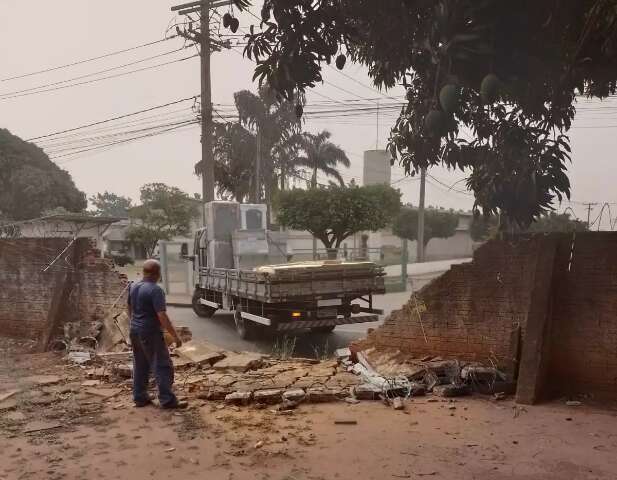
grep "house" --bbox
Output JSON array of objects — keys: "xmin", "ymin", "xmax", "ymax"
[{"xmin": 11, "ymin": 213, "xmax": 124, "ymax": 257}]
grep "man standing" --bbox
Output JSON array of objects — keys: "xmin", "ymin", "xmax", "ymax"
[{"xmin": 127, "ymin": 259, "xmax": 187, "ymax": 409}]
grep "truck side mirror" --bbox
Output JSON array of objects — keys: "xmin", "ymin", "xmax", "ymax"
[{"xmin": 180, "ymin": 243, "xmax": 189, "ymax": 257}]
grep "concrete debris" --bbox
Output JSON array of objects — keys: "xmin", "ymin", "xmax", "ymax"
[
  {"xmin": 0, "ymin": 398, "xmax": 19, "ymax": 411},
  {"xmin": 81, "ymin": 380, "xmax": 101, "ymax": 387},
  {"xmin": 225, "ymin": 391, "xmax": 252, "ymax": 406},
  {"xmin": 214, "ymin": 353, "xmax": 265, "ymax": 372},
  {"xmin": 409, "ymin": 382, "xmax": 426, "ymax": 397},
  {"xmin": 354, "ymin": 383, "xmax": 382, "ymax": 401},
  {"xmin": 112, "ymin": 364, "xmax": 133, "ymax": 378},
  {"xmin": 566, "ymin": 400, "xmax": 582, "ymax": 407},
  {"xmin": 84, "ymin": 387, "xmax": 122, "ymax": 399},
  {"xmin": 334, "ymin": 419, "xmax": 357, "ymax": 425},
  {"xmin": 0, "ymin": 389, "xmax": 20, "ymax": 403},
  {"xmin": 278, "ymin": 399, "xmax": 300, "ymax": 411},
  {"xmin": 23, "ymin": 421, "xmax": 62, "ymax": 433},
  {"xmin": 4, "ymin": 411, "xmax": 26, "ymax": 422},
  {"xmin": 392, "ymin": 397, "xmax": 405, "ymax": 410},
  {"xmin": 23, "ymin": 375, "xmax": 62, "ymax": 386},
  {"xmin": 461, "ymin": 365, "xmax": 506, "ymax": 383},
  {"xmin": 306, "ymin": 388, "xmax": 341, "ymax": 403},
  {"xmin": 335, "ymin": 347, "xmax": 351, "ymax": 360},
  {"xmin": 68, "ymin": 351, "xmax": 92, "ymax": 365},
  {"xmin": 253, "ymin": 389, "xmax": 283, "ymax": 405},
  {"xmin": 176, "ymin": 340, "xmax": 225, "ymax": 366},
  {"xmin": 96, "ymin": 351, "xmax": 132, "ymax": 361},
  {"xmin": 86, "ymin": 368, "xmax": 110, "ymax": 380},
  {"xmin": 432, "ymin": 384, "xmax": 471, "ymax": 398},
  {"xmin": 282, "ymin": 389, "xmax": 306, "ymax": 402}
]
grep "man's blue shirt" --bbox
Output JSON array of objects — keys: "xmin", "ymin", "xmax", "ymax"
[{"xmin": 128, "ymin": 280, "xmax": 166, "ymax": 335}]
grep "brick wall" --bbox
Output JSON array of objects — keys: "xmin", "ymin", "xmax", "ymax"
[
  {"xmin": 0, "ymin": 238, "xmax": 127, "ymax": 344},
  {"xmin": 365, "ymin": 238, "xmax": 540, "ymax": 368},
  {"xmin": 364, "ymin": 232, "xmax": 617, "ymax": 400},
  {"xmin": 549, "ymin": 233, "xmax": 617, "ymax": 399}
]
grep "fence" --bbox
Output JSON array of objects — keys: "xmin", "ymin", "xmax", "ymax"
[{"xmin": 158, "ymin": 241, "xmax": 193, "ymax": 299}]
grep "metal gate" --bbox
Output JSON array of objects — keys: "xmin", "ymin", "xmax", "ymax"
[{"xmin": 158, "ymin": 241, "xmax": 193, "ymax": 301}]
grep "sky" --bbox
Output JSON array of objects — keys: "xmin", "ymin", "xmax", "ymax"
[{"xmin": 1, "ymin": 1, "xmax": 617, "ymax": 229}]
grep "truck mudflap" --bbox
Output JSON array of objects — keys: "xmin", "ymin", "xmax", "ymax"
[{"xmin": 276, "ymin": 313, "xmax": 378, "ymax": 332}]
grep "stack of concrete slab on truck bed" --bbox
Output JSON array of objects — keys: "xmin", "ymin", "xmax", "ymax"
[
  {"xmin": 201, "ymin": 260, "xmax": 386, "ymax": 302},
  {"xmin": 254, "ymin": 260, "xmax": 383, "ymax": 281}
]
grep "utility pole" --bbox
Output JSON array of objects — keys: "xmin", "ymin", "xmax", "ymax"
[
  {"xmin": 171, "ymin": 0, "xmax": 229, "ymax": 224},
  {"xmin": 312, "ymin": 165, "xmax": 318, "ymax": 260},
  {"xmin": 583, "ymin": 202, "xmax": 598, "ymax": 228},
  {"xmin": 200, "ymin": 1, "xmax": 214, "ymax": 209},
  {"xmin": 417, "ymin": 167, "xmax": 427, "ymax": 263},
  {"xmin": 254, "ymin": 127, "xmax": 261, "ymax": 203}
]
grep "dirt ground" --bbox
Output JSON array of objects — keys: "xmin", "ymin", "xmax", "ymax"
[{"xmin": 2, "ymin": 340, "xmax": 617, "ymax": 480}]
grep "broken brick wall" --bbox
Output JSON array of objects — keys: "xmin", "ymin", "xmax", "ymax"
[
  {"xmin": 364, "ymin": 232, "xmax": 617, "ymax": 400},
  {"xmin": 364, "ymin": 238, "xmax": 542, "ymax": 368},
  {"xmin": 0, "ymin": 238, "xmax": 127, "ymax": 344},
  {"xmin": 548, "ymin": 233, "xmax": 617, "ymax": 399}
]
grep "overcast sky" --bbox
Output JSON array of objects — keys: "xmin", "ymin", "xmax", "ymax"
[{"xmin": 2, "ymin": 1, "xmax": 617, "ymax": 228}]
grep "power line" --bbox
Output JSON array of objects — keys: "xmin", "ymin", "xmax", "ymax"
[
  {"xmin": 0, "ymin": 54, "xmax": 199, "ymax": 101},
  {"xmin": 26, "ymin": 95, "xmax": 199, "ymax": 141},
  {"xmin": 1, "ymin": 36, "xmax": 178, "ymax": 82},
  {"xmin": 0, "ymin": 46, "xmax": 194, "ymax": 98},
  {"xmin": 427, "ymin": 174, "xmax": 474, "ymax": 196},
  {"xmin": 52, "ymin": 120, "xmax": 199, "ymax": 162},
  {"xmin": 43, "ymin": 116, "xmax": 199, "ymax": 155}
]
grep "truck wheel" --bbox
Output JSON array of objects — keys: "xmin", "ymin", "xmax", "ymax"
[
  {"xmin": 192, "ymin": 290, "xmax": 216, "ymax": 318},
  {"xmin": 234, "ymin": 309, "xmax": 252, "ymax": 340},
  {"xmin": 311, "ymin": 326, "xmax": 336, "ymax": 334}
]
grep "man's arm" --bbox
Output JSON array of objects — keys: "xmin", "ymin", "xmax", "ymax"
[
  {"xmin": 156, "ymin": 311, "xmax": 182, "ymax": 347},
  {"xmin": 152, "ymin": 286, "xmax": 181, "ymax": 347}
]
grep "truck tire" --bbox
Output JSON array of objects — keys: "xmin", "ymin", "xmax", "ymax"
[
  {"xmin": 192, "ymin": 290, "xmax": 216, "ymax": 318},
  {"xmin": 311, "ymin": 325, "xmax": 336, "ymax": 334},
  {"xmin": 234, "ymin": 309, "xmax": 252, "ymax": 340}
]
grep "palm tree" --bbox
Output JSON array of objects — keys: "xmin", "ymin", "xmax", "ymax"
[
  {"xmin": 295, "ymin": 130, "xmax": 351, "ymax": 188},
  {"xmin": 234, "ymin": 85, "xmax": 301, "ymax": 203},
  {"xmin": 210, "ymin": 122, "xmax": 255, "ymax": 202}
]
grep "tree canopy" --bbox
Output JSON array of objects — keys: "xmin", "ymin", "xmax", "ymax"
[
  {"xmin": 90, "ymin": 191, "xmax": 132, "ymax": 218},
  {"xmin": 277, "ymin": 184, "xmax": 401, "ymax": 256},
  {"xmin": 470, "ymin": 211, "xmax": 588, "ymax": 241},
  {"xmin": 393, "ymin": 207, "xmax": 459, "ymax": 246},
  {"xmin": 0, "ymin": 129, "xmax": 86, "ymax": 220},
  {"xmin": 235, "ymin": 0, "xmax": 617, "ymax": 226},
  {"xmin": 126, "ymin": 183, "xmax": 199, "ymax": 257}
]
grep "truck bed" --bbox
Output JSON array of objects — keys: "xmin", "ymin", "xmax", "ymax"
[{"xmin": 199, "ymin": 261, "xmax": 385, "ymax": 303}]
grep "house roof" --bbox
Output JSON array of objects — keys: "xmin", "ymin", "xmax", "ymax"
[{"xmin": 24, "ymin": 214, "xmax": 126, "ymax": 225}]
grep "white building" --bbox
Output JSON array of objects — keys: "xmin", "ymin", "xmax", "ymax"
[{"xmin": 12, "ymin": 213, "xmax": 123, "ymax": 256}]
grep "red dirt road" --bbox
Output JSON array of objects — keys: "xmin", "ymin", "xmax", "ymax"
[{"xmin": 2, "ymin": 396, "xmax": 617, "ymax": 480}]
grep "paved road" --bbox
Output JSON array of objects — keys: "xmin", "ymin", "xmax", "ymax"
[
  {"xmin": 166, "ymin": 258, "xmax": 471, "ymax": 358},
  {"xmin": 168, "ymin": 273, "xmax": 440, "ymax": 358}
]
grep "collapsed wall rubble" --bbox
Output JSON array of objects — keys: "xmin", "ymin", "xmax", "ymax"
[
  {"xmin": 356, "ymin": 233, "xmax": 617, "ymax": 403},
  {"xmin": 0, "ymin": 238, "xmax": 128, "ymax": 351}
]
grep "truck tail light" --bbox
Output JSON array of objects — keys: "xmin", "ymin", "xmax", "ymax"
[{"xmin": 291, "ymin": 312, "xmax": 302, "ymax": 318}]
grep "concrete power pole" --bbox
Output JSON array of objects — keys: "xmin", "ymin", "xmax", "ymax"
[
  {"xmin": 583, "ymin": 202, "xmax": 598, "ymax": 229},
  {"xmin": 254, "ymin": 127, "xmax": 261, "ymax": 203},
  {"xmin": 417, "ymin": 167, "xmax": 427, "ymax": 263},
  {"xmin": 171, "ymin": 0, "xmax": 229, "ymax": 223},
  {"xmin": 200, "ymin": 1, "xmax": 214, "ymax": 209}
]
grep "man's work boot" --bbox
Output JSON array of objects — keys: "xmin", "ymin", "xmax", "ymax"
[{"xmin": 161, "ymin": 399, "xmax": 188, "ymax": 410}]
